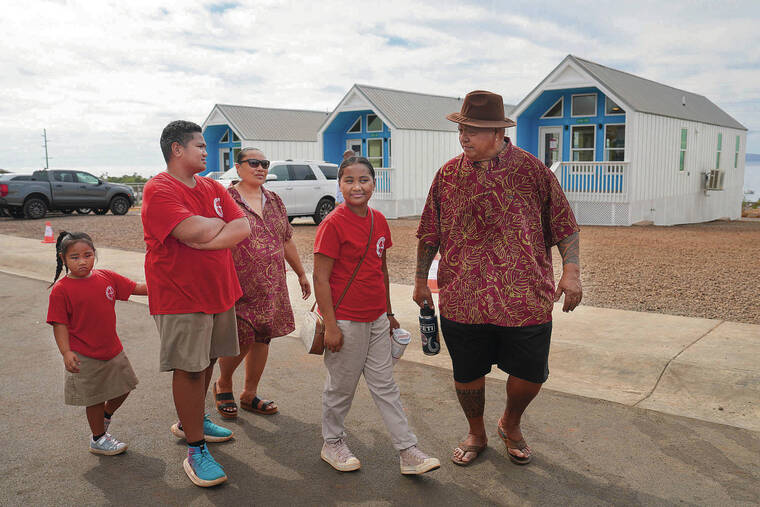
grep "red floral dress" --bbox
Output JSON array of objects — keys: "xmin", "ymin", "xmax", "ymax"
[{"xmin": 228, "ymin": 186, "xmax": 295, "ymax": 344}]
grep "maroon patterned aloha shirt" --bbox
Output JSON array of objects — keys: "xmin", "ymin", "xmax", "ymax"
[
  {"xmin": 417, "ymin": 138, "xmax": 579, "ymax": 327},
  {"xmin": 228, "ymin": 186, "xmax": 295, "ymax": 344}
]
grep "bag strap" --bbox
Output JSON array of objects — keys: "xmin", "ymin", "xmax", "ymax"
[
  {"xmin": 335, "ymin": 208, "xmax": 374, "ymax": 310},
  {"xmin": 310, "ymin": 209, "xmax": 375, "ymax": 313}
]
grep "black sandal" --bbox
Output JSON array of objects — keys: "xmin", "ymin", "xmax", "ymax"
[
  {"xmin": 240, "ymin": 395, "xmax": 278, "ymax": 415},
  {"xmin": 213, "ymin": 382, "xmax": 238, "ymax": 419}
]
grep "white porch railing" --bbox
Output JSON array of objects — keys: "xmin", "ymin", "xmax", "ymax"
[
  {"xmin": 374, "ymin": 168, "xmax": 394, "ymax": 200},
  {"xmin": 550, "ymin": 161, "xmax": 630, "ymax": 202}
]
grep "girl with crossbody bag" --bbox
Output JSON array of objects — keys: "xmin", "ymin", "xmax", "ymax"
[{"xmin": 312, "ymin": 156, "xmax": 440, "ymax": 476}]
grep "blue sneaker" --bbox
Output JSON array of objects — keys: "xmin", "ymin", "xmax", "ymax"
[
  {"xmin": 170, "ymin": 415, "xmax": 234, "ymax": 443},
  {"xmin": 183, "ymin": 445, "xmax": 227, "ymax": 487},
  {"xmin": 202, "ymin": 414, "xmax": 233, "ymax": 442}
]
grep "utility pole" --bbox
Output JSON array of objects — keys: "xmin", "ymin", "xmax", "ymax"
[{"xmin": 42, "ymin": 129, "xmax": 50, "ymax": 169}]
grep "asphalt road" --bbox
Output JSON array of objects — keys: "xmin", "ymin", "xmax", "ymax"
[{"xmin": 1, "ymin": 272, "xmax": 758, "ymax": 506}]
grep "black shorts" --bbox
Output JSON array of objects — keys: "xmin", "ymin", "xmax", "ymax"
[{"xmin": 440, "ymin": 317, "xmax": 552, "ymax": 384}]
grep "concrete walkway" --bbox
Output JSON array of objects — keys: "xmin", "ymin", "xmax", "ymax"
[
  {"xmin": 2, "ymin": 233, "xmax": 758, "ymax": 433},
  {"xmin": 2, "ymin": 272, "xmax": 759, "ymax": 506}
]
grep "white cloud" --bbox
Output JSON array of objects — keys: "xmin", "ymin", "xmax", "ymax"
[{"xmin": 0, "ymin": 0, "xmax": 758, "ymax": 176}]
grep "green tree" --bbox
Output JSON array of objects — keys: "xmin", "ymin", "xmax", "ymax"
[{"xmin": 99, "ymin": 172, "xmax": 151, "ymax": 183}]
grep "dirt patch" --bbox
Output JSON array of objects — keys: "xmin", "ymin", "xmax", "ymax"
[{"xmin": 1, "ymin": 210, "xmax": 758, "ymax": 324}]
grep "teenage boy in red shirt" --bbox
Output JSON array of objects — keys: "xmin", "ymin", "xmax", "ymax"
[{"xmin": 142, "ymin": 120, "xmax": 250, "ymax": 487}]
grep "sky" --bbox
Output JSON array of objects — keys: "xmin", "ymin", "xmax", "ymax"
[{"xmin": 1, "ymin": 0, "xmax": 759, "ymax": 177}]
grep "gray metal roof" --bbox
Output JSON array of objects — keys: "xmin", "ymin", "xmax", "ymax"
[
  {"xmin": 570, "ymin": 56, "xmax": 746, "ymax": 130},
  {"xmin": 214, "ymin": 104, "xmax": 328, "ymax": 141},
  {"xmin": 355, "ymin": 85, "xmax": 515, "ymax": 132}
]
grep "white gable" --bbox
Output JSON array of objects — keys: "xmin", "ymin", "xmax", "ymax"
[
  {"xmin": 340, "ymin": 89, "xmax": 373, "ymax": 111},
  {"xmin": 205, "ymin": 107, "xmax": 227, "ymax": 126},
  {"xmin": 546, "ymin": 62, "xmax": 594, "ymax": 89}
]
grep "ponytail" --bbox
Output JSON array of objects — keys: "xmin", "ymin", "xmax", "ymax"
[{"xmin": 49, "ymin": 231, "xmax": 96, "ymax": 288}]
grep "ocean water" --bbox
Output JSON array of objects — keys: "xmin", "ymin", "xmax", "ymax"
[{"xmin": 745, "ymin": 163, "xmax": 760, "ymax": 200}]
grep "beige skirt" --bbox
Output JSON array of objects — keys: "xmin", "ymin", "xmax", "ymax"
[{"xmin": 64, "ymin": 350, "xmax": 138, "ymax": 406}]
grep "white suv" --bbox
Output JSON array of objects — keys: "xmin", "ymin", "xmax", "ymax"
[{"xmin": 218, "ymin": 160, "xmax": 339, "ymax": 224}]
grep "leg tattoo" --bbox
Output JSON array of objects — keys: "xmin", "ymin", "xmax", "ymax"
[{"xmin": 455, "ymin": 387, "xmax": 485, "ymax": 419}]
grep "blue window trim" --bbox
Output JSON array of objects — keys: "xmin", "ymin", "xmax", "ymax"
[
  {"xmin": 541, "ymin": 97, "xmax": 563, "ymax": 119},
  {"xmin": 346, "ymin": 117, "xmax": 362, "ymax": 133},
  {"xmin": 517, "ymin": 88, "xmax": 627, "ymax": 162},
  {"xmin": 605, "ymin": 96, "xmax": 625, "ymax": 115},
  {"xmin": 571, "ymin": 93, "xmax": 597, "ymax": 118}
]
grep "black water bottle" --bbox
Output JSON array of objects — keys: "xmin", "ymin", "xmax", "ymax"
[{"xmin": 419, "ymin": 300, "xmax": 440, "ymax": 356}]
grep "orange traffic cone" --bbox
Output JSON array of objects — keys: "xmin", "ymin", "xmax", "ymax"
[
  {"xmin": 42, "ymin": 221, "xmax": 55, "ymax": 244},
  {"xmin": 427, "ymin": 253, "xmax": 441, "ymax": 293}
]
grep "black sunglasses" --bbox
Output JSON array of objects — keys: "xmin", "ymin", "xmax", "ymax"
[{"xmin": 240, "ymin": 158, "xmax": 270, "ymax": 169}]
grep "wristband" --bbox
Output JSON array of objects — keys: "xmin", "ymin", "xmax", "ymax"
[{"xmin": 386, "ymin": 312, "xmax": 395, "ymax": 317}]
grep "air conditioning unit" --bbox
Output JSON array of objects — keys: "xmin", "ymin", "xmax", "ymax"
[{"xmin": 703, "ymin": 170, "xmax": 725, "ymax": 191}]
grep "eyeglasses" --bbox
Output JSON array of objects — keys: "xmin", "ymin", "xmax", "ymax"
[{"xmin": 240, "ymin": 159, "xmax": 270, "ymax": 169}]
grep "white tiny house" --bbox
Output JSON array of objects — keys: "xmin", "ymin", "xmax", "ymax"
[
  {"xmin": 317, "ymin": 85, "xmax": 515, "ymax": 218},
  {"xmin": 201, "ymin": 104, "xmax": 328, "ymax": 175},
  {"xmin": 511, "ymin": 55, "xmax": 747, "ymax": 226}
]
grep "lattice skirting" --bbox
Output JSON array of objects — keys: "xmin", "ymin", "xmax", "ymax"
[{"xmin": 569, "ymin": 201, "xmax": 630, "ymax": 226}]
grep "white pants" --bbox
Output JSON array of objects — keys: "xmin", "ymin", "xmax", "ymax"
[{"xmin": 322, "ymin": 315, "xmax": 417, "ymax": 451}]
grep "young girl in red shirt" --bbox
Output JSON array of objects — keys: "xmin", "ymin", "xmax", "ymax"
[
  {"xmin": 47, "ymin": 231, "xmax": 147, "ymax": 455},
  {"xmin": 313, "ymin": 157, "xmax": 440, "ymax": 475}
]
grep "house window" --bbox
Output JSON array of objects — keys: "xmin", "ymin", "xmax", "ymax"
[
  {"xmin": 367, "ymin": 114, "xmax": 383, "ymax": 132},
  {"xmin": 231, "ymin": 131, "xmax": 240, "ymax": 142},
  {"xmin": 571, "ymin": 126, "xmax": 595, "ymax": 161},
  {"xmin": 605, "ymin": 97, "xmax": 624, "ymax": 115},
  {"xmin": 541, "ymin": 97, "xmax": 563, "ymax": 118},
  {"xmin": 571, "ymin": 94, "xmax": 596, "ymax": 117},
  {"xmin": 679, "ymin": 128, "xmax": 687, "ymax": 172},
  {"xmin": 347, "ymin": 117, "xmax": 361, "ymax": 133},
  {"xmin": 604, "ymin": 125, "xmax": 625, "ymax": 161},
  {"xmin": 735, "ymin": 135, "xmax": 740, "ymax": 168},
  {"xmin": 716, "ymin": 132, "xmax": 722, "ymax": 169},
  {"xmin": 220, "ymin": 131, "xmax": 229, "ymax": 142},
  {"xmin": 367, "ymin": 138, "xmax": 383, "ymax": 167}
]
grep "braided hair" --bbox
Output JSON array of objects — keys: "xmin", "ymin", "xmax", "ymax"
[{"xmin": 50, "ymin": 231, "xmax": 96, "ymax": 288}]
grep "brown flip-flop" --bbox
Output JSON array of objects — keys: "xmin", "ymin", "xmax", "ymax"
[
  {"xmin": 451, "ymin": 442, "xmax": 487, "ymax": 466},
  {"xmin": 240, "ymin": 395, "xmax": 278, "ymax": 415},
  {"xmin": 497, "ymin": 425, "xmax": 533, "ymax": 465},
  {"xmin": 213, "ymin": 382, "xmax": 238, "ymax": 419}
]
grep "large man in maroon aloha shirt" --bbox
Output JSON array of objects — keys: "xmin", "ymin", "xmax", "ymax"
[{"xmin": 414, "ymin": 90, "xmax": 582, "ymax": 467}]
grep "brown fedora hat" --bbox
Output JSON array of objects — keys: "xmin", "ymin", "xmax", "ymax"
[{"xmin": 446, "ymin": 90, "xmax": 516, "ymax": 128}]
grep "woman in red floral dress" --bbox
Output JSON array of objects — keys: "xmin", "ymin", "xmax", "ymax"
[{"xmin": 214, "ymin": 148, "xmax": 311, "ymax": 418}]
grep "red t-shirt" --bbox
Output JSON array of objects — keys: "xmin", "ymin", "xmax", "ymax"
[
  {"xmin": 313, "ymin": 205, "xmax": 392, "ymax": 322},
  {"xmin": 141, "ymin": 172, "xmax": 245, "ymax": 315},
  {"xmin": 46, "ymin": 269, "xmax": 137, "ymax": 361}
]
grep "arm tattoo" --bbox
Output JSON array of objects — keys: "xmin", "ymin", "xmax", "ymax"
[
  {"xmin": 455, "ymin": 387, "xmax": 485, "ymax": 419},
  {"xmin": 415, "ymin": 242, "xmax": 439, "ymax": 279},
  {"xmin": 557, "ymin": 232, "xmax": 580, "ymax": 266}
]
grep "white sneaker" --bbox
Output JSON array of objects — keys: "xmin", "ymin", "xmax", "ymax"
[
  {"xmin": 89, "ymin": 433, "xmax": 128, "ymax": 456},
  {"xmin": 400, "ymin": 445, "xmax": 440, "ymax": 475},
  {"xmin": 321, "ymin": 439, "xmax": 361, "ymax": 472}
]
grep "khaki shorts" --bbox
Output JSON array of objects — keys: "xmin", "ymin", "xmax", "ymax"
[
  {"xmin": 153, "ymin": 306, "xmax": 240, "ymax": 373},
  {"xmin": 64, "ymin": 350, "xmax": 138, "ymax": 406}
]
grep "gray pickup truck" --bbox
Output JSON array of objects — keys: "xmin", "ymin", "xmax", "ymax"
[{"xmin": 0, "ymin": 170, "xmax": 136, "ymax": 219}]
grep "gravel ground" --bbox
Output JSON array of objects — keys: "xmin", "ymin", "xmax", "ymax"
[{"xmin": 1, "ymin": 210, "xmax": 758, "ymax": 325}]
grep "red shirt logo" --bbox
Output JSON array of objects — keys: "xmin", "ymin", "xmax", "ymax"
[
  {"xmin": 376, "ymin": 236, "xmax": 386, "ymax": 257},
  {"xmin": 214, "ymin": 198, "xmax": 223, "ymax": 217},
  {"xmin": 105, "ymin": 285, "xmax": 115, "ymax": 301}
]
